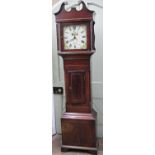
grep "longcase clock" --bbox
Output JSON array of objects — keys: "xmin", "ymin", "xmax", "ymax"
[{"xmin": 54, "ymin": 1, "xmax": 97, "ymax": 154}]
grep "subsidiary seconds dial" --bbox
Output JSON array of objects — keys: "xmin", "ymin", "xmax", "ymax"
[{"xmin": 63, "ymin": 25, "xmax": 87, "ymax": 50}]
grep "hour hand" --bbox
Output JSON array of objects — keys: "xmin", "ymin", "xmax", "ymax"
[{"xmin": 69, "ymin": 37, "xmax": 76, "ymax": 42}]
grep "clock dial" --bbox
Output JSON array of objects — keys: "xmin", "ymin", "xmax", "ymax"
[{"xmin": 63, "ymin": 25, "xmax": 87, "ymax": 50}]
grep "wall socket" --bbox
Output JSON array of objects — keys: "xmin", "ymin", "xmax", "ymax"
[{"xmin": 53, "ymin": 87, "xmax": 63, "ymax": 94}]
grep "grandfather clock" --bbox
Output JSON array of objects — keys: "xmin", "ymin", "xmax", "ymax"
[{"xmin": 54, "ymin": 1, "xmax": 97, "ymax": 154}]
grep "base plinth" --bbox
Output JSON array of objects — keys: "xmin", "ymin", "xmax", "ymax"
[{"xmin": 61, "ymin": 109, "xmax": 97, "ymax": 154}]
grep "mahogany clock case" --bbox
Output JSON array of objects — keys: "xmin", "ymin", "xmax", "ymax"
[{"xmin": 54, "ymin": 1, "xmax": 98, "ymax": 154}]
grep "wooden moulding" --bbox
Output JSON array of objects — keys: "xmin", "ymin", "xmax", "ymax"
[
  {"xmin": 58, "ymin": 51, "xmax": 95, "ymax": 57},
  {"xmin": 61, "ymin": 145, "xmax": 98, "ymax": 155},
  {"xmin": 62, "ymin": 109, "xmax": 97, "ymax": 120},
  {"xmin": 58, "ymin": 51, "xmax": 95, "ymax": 61}
]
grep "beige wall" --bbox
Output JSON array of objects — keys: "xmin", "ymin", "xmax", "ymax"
[{"xmin": 52, "ymin": 0, "xmax": 60, "ymax": 5}]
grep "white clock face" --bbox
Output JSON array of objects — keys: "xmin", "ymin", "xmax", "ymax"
[{"xmin": 63, "ymin": 25, "xmax": 87, "ymax": 50}]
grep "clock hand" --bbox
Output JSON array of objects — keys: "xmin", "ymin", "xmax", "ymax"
[
  {"xmin": 69, "ymin": 36, "xmax": 76, "ymax": 42},
  {"xmin": 68, "ymin": 38, "xmax": 74, "ymax": 42}
]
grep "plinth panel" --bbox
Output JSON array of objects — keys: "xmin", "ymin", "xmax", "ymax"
[{"xmin": 61, "ymin": 110, "xmax": 97, "ymax": 152}]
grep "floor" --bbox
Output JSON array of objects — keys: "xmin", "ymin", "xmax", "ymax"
[{"xmin": 52, "ymin": 134, "xmax": 103, "ymax": 155}]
